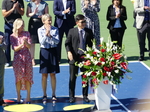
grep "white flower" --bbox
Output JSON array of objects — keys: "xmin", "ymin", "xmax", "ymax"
[
  {"xmin": 78, "ymin": 62, "xmax": 83, "ymax": 68},
  {"xmin": 79, "ymin": 72, "xmax": 84, "ymax": 76},
  {"xmin": 86, "ymin": 54, "xmax": 91, "ymax": 58},
  {"xmin": 124, "ymin": 55, "xmax": 127, "ymax": 59},
  {"xmin": 107, "ymin": 72, "xmax": 111, "ymax": 76},
  {"xmin": 100, "ymin": 37, "xmax": 104, "ymax": 43},
  {"xmin": 82, "ymin": 84, "xmax": 87, "ymax": 88},
  {"xmin": 94, "ymin": 61, "xmax": 99, "ymax": 65},
  {"xmin": 86, "ymin": 46, "xmax": 91, "ymax": 52},
  {"xmin": 101, "ymin": 62, "xmax": 105, "ymax": 65},
  {"xmin": 95, "ymin": 49, "xmax": 100, "ymax": 53},
  {"xmin": 112, "ymin": 45, "xmax": 117, "ymax": 50},
  {"xmin": 114, "ymin": 69, "xmax": 119, "ymax": 74},
  {"xmin": 87, "ymin": 71, "xmax": 92, "ymax": 76}
]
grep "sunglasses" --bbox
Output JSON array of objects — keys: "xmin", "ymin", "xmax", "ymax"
[{"xmin": 79, "ymin": 20, "xmax": 86, "ymax": 23}]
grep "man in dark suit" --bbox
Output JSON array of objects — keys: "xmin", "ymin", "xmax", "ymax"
[
  {"xmin": 53, "ymin": 0, "xmax": 76, "ymax": 62},
  {"xmin": 65, "ymin": 14, "xmax": 93, "ymax": 103}
]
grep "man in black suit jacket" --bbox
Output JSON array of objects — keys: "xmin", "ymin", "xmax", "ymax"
[
  {"xmin": 53, "ymin": 0, "xmax": 76, "ymax": 62},
  {"xmin": 65, "ymin": 14, "xmax": 93, "ymax": 103}
]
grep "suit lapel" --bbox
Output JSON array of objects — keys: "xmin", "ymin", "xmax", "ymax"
[
  {"xmin": 75, "ymin": 27, "xmax": 79, "ymax": 42},
  {"xmin": 66, "ymin": 0, "xmax": 69, "ymax": 9},
  {"xmin": 112, "ymin": 6, "xmax": 116, "ymax": 16},
  {"xmin": 60, "ymin": 0, "xmax": 65, "ymax": 11}
]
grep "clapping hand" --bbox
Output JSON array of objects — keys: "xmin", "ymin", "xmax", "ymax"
[
  {"xmin": 24, "ymin": 38, "xmax": 28, "ymax": 45},
  {"xmin": 90, "ymin": 0, "xmax": 97, "ymax": 5},
  {"xmin": 84, "ymin": 0, "xmax": 90, "ymax": 7},
  {"xmin": 12, "ymin": 1, "xmax": 19, "ymax": 10},
  {"xmin": 45, "ymin": 24, "xmax": 51, "ymax": 37},
  {"xmin": 21, "ymin": 38, "xmax": 26, "ymax": 46},
  {"xmin": 0, "ymin": 36, "xmax": 3, "ymax": 44},
  {"xmin": 115, "ymin": 7, "xmax": 120, "ymax": 18},
  {"xmin": 34, "ymin": 7, "xmax": 39, "ymax": 15},
  {"xmin": 21, "ymin": 37, "xmax": 30, "ymax": 49}
]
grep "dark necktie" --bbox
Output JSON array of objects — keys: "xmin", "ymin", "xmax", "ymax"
[{"xmin": 78, "ymin": 30, "xmax": 85, "ymax": 55}]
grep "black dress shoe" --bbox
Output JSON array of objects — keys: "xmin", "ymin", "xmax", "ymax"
[
  {"xmin": 144, "ymin": 48, "xmax": 148, "ymax": 52},
  {"xmin": 83, "ymin": 97, "xmax": 90, "ymax": 103},
  {"xmin": 0, "ymin": 100, "xmax": 8, "ymax": 106},
  {"xmin": 69, "ymin": 97, "xmax": 75, "ymax": 103},
  {"xmin": 138, "ymin": 56, "xmax": 144, "ymax": 61}
]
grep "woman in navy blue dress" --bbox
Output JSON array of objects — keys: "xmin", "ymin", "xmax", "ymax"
[{"xmin": 38, "ymin": 14, "xmax": 60, "ymax": 103}]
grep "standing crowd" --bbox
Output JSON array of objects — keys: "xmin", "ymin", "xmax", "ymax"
[{"xmin": 0, "ymin": 0, "xmax": 150, "ymax": 109}]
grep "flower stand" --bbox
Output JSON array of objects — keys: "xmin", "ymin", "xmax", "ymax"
[{"xmin": 94, "ymin": 79, "xmax": 112, "ymax": 112}]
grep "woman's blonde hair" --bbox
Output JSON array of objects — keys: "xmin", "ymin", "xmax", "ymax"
[
  {"xmin": 41, "ymin": 14, "xmax": 52, "ymax": 23},
  {"xmin": 13, "ymin": 18, "xmax": 24, "ymax": 35}
]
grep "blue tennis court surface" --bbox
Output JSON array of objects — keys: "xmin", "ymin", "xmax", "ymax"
[{"xmin": 0, "ymin": 61, "xmax": 150, "ymax": 112}]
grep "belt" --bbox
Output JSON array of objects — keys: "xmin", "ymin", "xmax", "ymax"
[{"xmin": 32, "ymin": 18, "xmax": 41, "ymax": 22}]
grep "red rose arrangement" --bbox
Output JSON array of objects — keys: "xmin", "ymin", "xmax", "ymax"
[{"xmin": 76, "ymin": 38, "xmax": 132, "ymax": 88}]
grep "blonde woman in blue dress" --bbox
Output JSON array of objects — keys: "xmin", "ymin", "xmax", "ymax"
[{"xmin": 81, "ymin": 0, "xmax": 100, "ymax": 49}]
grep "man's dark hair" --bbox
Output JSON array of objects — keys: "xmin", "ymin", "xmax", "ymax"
[
  {"xmin": 112, "ymin": 0, "xmax": 123, "ymax": 6},
  {"xmin": 75, "ymin": 14, "xmax": 85, "ymax": 22}
]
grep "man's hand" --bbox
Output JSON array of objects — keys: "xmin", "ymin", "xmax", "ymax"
[
  {"xmin": 68, "ymin": 51, "xmax": 73, "ymax": 61},
  {"xmin": 64, "ymin": 7, "xmax": 70, "ymax": 14},
  {"xmin": 12, "ymin": 1, "xmax": 19, "ymax": 10},
  {"xmin": 144, "ymin": 6, "xmax": 150, "ymax": 10}
]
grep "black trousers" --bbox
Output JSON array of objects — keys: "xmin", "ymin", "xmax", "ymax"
[
  {"xmin": 109, "ymin": 28, "xmax": 125, "ymax": 47},
  {"xmin": 57, "ymin": 20, "xmax": 73, "ymax": 62},
  {"xmin": 4, "ymin": 23, "xmax": 13, "ymax": 63},
  {"xmin": 69, "ymin": 55, "xmax": 88, "ymax": 98},
  {"xmin": 137, "ymin": 22, "xmax": 150, "ymax": 57}
]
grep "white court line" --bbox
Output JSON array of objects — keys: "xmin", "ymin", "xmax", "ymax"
[
  {"xmin": 4, "ymin": 61, "xmax": 138, "ymax": 69},
  {"xmin": 140, "ymin": 61, "xmax": 150, "ymax": 71},
  {"xmin": 4, "ymin": 64, "xmax": 69, "ymax": 69},
  {"xmin": 111, "ymin": 94, "xmax": 131, "ymax": 112}
]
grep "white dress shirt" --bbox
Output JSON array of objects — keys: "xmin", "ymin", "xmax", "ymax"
[{"xmin": 62, "ymin": 0, "xmax": 67, "ymax": 19}]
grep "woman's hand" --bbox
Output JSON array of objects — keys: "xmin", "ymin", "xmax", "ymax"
[
  {"xmin": 115, "ymin": 7, "xmax": 120, "ymax": 18},
  {"xmin": 23, "ymin": 38, "xmax": 28, "ymax": 45},
  {"xmin": 45, "ymin": 25, "xmax": 51, "ymax": 37},
  {"xmin": 84, "ymin": 0, "xmax": 90, "ymax": 8},
  {"xmin": 90, "ymin": 0, "xmax": 97, "ymax": 5},
  {"xmin": 34, "ymin": 7, "xmax": 38, "ymax": 15},
  {"xmin": 23, "ymin": 37, "xmax": 31, "ymax": 49}
]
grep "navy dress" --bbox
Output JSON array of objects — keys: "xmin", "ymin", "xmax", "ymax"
[{"xmin": 38, "ymin": 25, "xmax": 60, "ymax": 74}]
